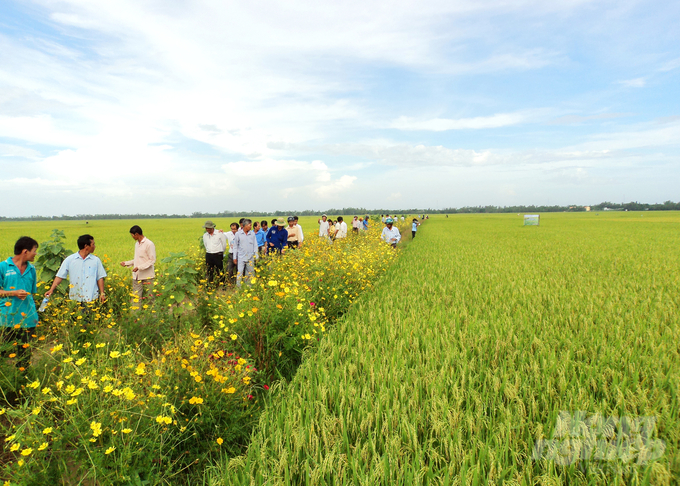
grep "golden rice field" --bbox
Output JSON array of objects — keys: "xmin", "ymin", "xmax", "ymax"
[
  {"xmin": 218, "ymin": 212, "xmax": 679, "ymax": 485},
  {"xmin": 1, "ymin": 212, "xmax": 678, "ymax": 485}
]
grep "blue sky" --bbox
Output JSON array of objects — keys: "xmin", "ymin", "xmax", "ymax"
[{"xmin": 1, "ymin": 0, "xmax": 679, "ymax": 216}]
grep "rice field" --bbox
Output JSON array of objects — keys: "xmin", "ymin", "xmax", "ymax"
[
  {"xmin": 217, "ymin": 212, "xmax": 680, "ymax": 485},
  {"xmin": 1, "ymin": 212, "xmax": 678, "ymax": 485}
]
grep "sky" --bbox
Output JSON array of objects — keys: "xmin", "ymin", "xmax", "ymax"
[{"xmin": 1, "ymin": 0, "xmax": 679, "ymax": 217}]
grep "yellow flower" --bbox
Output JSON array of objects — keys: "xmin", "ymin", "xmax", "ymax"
[
  {"xmin": 38, "ymin": 442, "xmax": 49, "ymax": 451},
  {"xmin": 109, "ymin": 351, "xmax": 121, "ymax": 358},
  {"xmin": 20, "ymin": 448, "xmax": 32, "ymax": 456},
  {"xmin": 122, "ymin": 428, "xmax": 132, "ymax": 434},
  {"xmin": 155, "ymin": 415, "xmax": 172, "ymax": 425},
  {"xmin": 5, "ymin": 434, "xmax": 15, "ymax": 442},
  {"xmin": 216, "ymin": 437, "xmax": 223, "ymax": 445},
  {"xmin": 105, "ymin": 446, "xmax": 115, "ymax": 455},
  {"xmin": 189, "ymin": 396, "xmax": 204, "ymax": 405},
  {"xmin": 75, "ymin": 358, "xmax": 87, "ymax": 366},
  {"xmin": 66, "ymin": 398, "xmax": 78, "ymax": 405},
  {"xmin": 10, "ymin": 443, "xmax": 20, "ymax": 452},
  {"xmin": 43, "ymin": 427, "xmax": 53, "ymax": 435},
  {"xmin": 223, "ymin": 387, "xmax": 236, "ymax": 394},
  {"xmin": 90, "ymin": 421, "xmax": 102, "ymax": 437},
  {"xmin": 41, "ymin": 387, "xmax": 52, "ymax": 395},
  {"xmin": 0, "ymin": 408, "xmax": 5, "ymax": 415},
  {"xmin": 62, "ymin": 357, "xmax": 73, "ymax": 363},
  {"xmin": 31, "ymin": 407, "xmax": 41, "ymax": 415},
  {"xmin": 27, "ymin": 380, "xmax": 40, "ymax": 389},
  {"xmin": 230, "ymin": 334, "xmax": 237, "ymax": 340},
  {"xmin": 103, "ymin": 385, "xmax": 114, "ymax": 393},
  {"xmin": 95, "ymin": 343, "xmax": 106, "ymax": 348}
]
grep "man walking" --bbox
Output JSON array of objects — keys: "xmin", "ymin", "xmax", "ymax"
[
  {"xmin": 1, "ymin": 237, "xmax": 39, "ymax": 368},
  {"xmin": 411, "ymin": 218, "xmax": 420, "ymax": 239},
  {"xmin": 233, "ymin": 219, "xmax": 258, "ymax": 287},
  {"xmin": 46, "ymin": 234, "xmax": 107, "ymax": 303},
  {"xmin": 120, "ymin": 225, "xmax": 156, "ymax": 309},
  {"xmin": 202, "ymin": 220, "xmax": 227, "ymax": 286}
]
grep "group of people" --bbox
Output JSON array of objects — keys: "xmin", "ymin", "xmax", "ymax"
[
  {"xmin": 1, "ymin": 214, "xmax": 423, "ymax": 366},
  {"xmin": 202, "ymin": 216, "xmax": 307, "ymax": 288},
  {"xmin": 317, "ymin": 214, "xmax": 369, "ymax": 240}
]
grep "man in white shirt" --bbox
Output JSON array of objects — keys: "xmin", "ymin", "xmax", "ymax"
[
  {"xmin": 202, "ymin": 220, "xmax": 227, "ymax": 285},
  {"xmin": 336, "ymin": 217, "xmax": 348, "ymax": 239},
  {"xmin": 381, "ymin": 218, "xmax": 401, "ymax": 248},
  {"xmin": 120, "ymin": 225, "xmax": 156, "ymax": 309},
  {"xmin": 294, "ymin": 216, "xmax": 304, "ymax": 246},
  {"xmin": 225, "ymin": 222, "xmax": 239, "ymax": 285},
  {"xmin": 318, "ymin": 214, "xmax": 330, "ymax": 238},
  {"xmin": 352, "ymin": 216, "xmax": 361, "ymax": 234}
]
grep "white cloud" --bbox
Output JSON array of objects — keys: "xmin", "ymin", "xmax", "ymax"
[
  {"xmin": 390, "ymin": 111, "xmax": 531, "ymax": 131},
  {"xmin": 659, "ymin": 57, "xmax": 680, "ymax": 72},
  {"xmin": 618, "ymin": 77, "xmax": 646, "ymax": 88}
]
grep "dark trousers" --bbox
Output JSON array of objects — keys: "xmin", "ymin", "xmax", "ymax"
[
  {"xmin": 206, "ymin": 252, "xmax": 224, "ymax": 284},
  {"xmin": 226, "ymin": 253, "xmax": 237, "ymax": 284},
  {"xmin": 412, "ymin": 231, "xmax": 416, "ymax": 238}
]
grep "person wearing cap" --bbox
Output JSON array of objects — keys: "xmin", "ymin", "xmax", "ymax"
[
  {"xmin": 286, "ymin": 217, "xmax": 302, "ymax": 249},
  {"xmin": 267, "ymin": 219, "xmax": 288, "ymax": 253},
  {"xmin": 202, "ymin": 220, "xmax": 227, "ymax": 285},
  {"xmin": 380, "ymin": 218, "xmax": 401, "ymax": 248},
  {"xmin": 411, "ymin": 218, "xmax": 421, "ymax": 239},
  {"xmin": 233, "ymin": 219, "xmax": 258, "ymax": 287},
  {"xmin": 318, "ymin": 214, "xmax": 330, "ymax": 239}
]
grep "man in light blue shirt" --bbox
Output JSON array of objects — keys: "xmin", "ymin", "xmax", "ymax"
[
  {"xmin": 233, "ymin": 219, "xmax": 258, "ymax": 288},
  {"xmin": 46, "ymin": 234, "xmax": 107, "ymax": 303}
]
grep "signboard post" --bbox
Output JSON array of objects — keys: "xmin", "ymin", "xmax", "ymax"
[{"xmin": 524, "ymin": 214, "xmax": 540, "ymax": 226}]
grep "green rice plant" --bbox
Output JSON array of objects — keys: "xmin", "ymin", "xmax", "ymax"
[{"xmin": 217, "ymin": 213, "xmax": 679, "ymax": 486}]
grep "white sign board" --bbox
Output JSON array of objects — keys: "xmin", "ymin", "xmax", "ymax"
[{"xmin": 524, "ymin": 214, "xmax": 540, "ymax": 226}]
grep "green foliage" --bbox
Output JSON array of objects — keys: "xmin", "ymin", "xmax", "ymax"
[
  {"xmin": 157, "ymin": 252, "xmax": 199, "ymax": 312},
  {"xmin": 34, "ymin": 229, "xmax": 73, "ymax": 282}
]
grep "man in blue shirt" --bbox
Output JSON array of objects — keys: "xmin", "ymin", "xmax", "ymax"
[
  {"xmin": 255, "ymin": 221, "xmax": 268, "ymax": 255},
  {"xmin": 46, "ymin": 234, "xmax": 107, "ymax": 303},
  {"xmin": 266, "ymin": 219, "xmax": 288, "ymax": 254},
  {"xmin": 412, "ymin": 218, "xmax": 420, "ymax": 239},
  {"xmin": 1, "ymin": 236, "xmax": 39, "ymax": 368}
]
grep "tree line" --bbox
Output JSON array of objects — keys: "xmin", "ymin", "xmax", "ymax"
[{"xmin": 2, "ymin": 201, "xmax": 680, "ymax": 221}]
